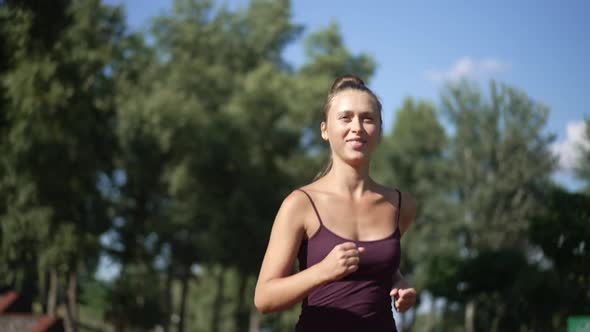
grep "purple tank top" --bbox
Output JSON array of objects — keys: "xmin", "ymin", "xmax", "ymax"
[{"xmin": 295, "ymin": 189, "xmax": 402, "ymax": 332}]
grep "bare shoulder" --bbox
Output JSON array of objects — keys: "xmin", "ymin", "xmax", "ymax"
[
  {"xmin": 258, "ymin": 189, "xmax": 312, "ymax": 259},
  {"xmin": 278, "ymin": 189, "xmax": 312, "ymax": 219},
  {"xmin": 256, "ymin": 189, "xmax": 313, "ymax": 285},
  {"xmin": 374, "ymin": 183, "xmax": 417, "ymax": 236},
  {"xmin": 298, "ymin": 178, "xmax": 330, "ymax": 195}
]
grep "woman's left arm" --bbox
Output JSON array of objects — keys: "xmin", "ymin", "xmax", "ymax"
[
  {"xmin": 398, "ymin": 191, "xmax": 416, "ymax": 236},
  {"xmin": 390, "ymin": 191, "xmax": 417, "ymax": 312},
  {"xmin": 390, "ymin": 270, "xmax": 417, "ymax": 312}
]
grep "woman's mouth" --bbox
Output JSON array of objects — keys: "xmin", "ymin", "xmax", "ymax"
[{"xmin": 346, "ymin": 138, "xmax": 367, "ymax": 149}]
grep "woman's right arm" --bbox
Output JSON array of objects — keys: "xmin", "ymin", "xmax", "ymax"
[{"xmin": 254, "ymin": 191, "xmax": 363, "ymax": 314}]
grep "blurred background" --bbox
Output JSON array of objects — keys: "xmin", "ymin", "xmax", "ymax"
[{"xmin": 0, "ymin": 0, "xmax": 588, "ymax": 331}]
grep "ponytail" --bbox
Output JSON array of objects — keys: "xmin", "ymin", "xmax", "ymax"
[{"xmin": 314, "ymin": 156, "xmax": 333, "ymax": 180}]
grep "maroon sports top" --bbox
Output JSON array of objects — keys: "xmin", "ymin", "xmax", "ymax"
[{"xmin": 295, "ymin": 189, "xmax": 402, "ymax": 332}]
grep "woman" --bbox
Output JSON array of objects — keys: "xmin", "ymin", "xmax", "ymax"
[{"xmin": 254, "ymin": 75, "xmax": 417, "ymax": 331}]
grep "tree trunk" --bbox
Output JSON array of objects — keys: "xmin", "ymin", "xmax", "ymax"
[
  {"xmin": 428, "ymin": 297, "xmax": 436, "ymax": 332},
  {"xmin": 234, "ymin": 272, "xmax": 250, "ymax": 331},
  {"xmin": 163, "ymin": 266, "xmax": 174, "ymax": 332},
  {"xmin": 41, "ymin": 270, "xmax": 48, "ymax": 313},
  {"xmin": 47, "ymin": 268, "xmax": 58, "ymax": 315},
  {"xmin": 248, "ymin": 307, "xmax": 260, "ymax": 332},
  {"xmin": 19, "ymin": 265, "xmax": 37, "ymax": 312},
  {"xmin": 177, "ymin": 269, "xmax": 190, "ymax": 332},
  {"xmin": 210, "ymin": 266, "xmax": 225, "ymax": 332},
  {"xmin": 64, "ymin": 270, "xmax": 78, "ymax": 332},
  {"xmin": 465, "ymin": 300, "xmax": 476, "ymax": 332},
  {"xmin": 405, "ymin": 305, "xmax": 417, "ymax": 332},
  {"xmin": 439, "ymin": 302, "xmax": 447, "ymax": 332}
]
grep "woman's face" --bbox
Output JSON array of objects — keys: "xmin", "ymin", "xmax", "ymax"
[{"xmin": 321, "ymin": 89, "xmax": 381, "ymax": 167}]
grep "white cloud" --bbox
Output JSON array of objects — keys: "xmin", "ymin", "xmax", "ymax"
[
  {"xmin": 426, "ymin": 57, "xmax": 510, "ymax": 82},
  {"xmin": 551, "ymin": 121, "xmax": 589, "ymax": 169}
]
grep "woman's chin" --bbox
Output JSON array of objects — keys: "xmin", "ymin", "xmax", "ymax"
[{"xmin": 342, "ymin": 153, "xmax": 371, "ymax": 167}]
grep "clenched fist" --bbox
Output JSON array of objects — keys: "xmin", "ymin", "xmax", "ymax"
[
  {"xmin": 390, "ymin": 287, "xmax": 417, "ymax": 313},
  {"xmin": 319, "ymin": 242, "xmax": 365, "ymax": 282}
]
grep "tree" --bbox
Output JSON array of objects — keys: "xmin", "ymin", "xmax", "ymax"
[
  {"xmin": 106, "ymin": 1, "xmax": 305, "ymax": 330},
  {"xmin": 441, "ymin": 80, "xmax": 556, "ymax": 331},
  {"xmin": 372, "ymin": 97, "xmax": 454, "ymax": 331},
  {"xmin": 528, "ymin": 186, "xmax": 590, "ymax": 327},
  {"xmin": 1, "ymin": 1, "xmax": 386, "ymax": 331},
  {"xmin": 0, "ymin": 2, "xmax": 125, "ymax": 331},
  {"xmin": 0, "ymin": 0, "xmax": 71, "ymax": 310}
]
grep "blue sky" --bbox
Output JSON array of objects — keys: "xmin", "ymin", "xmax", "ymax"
[{"xmin": 104, "ymin": 0, "xmax": 589, "ymax": 189}]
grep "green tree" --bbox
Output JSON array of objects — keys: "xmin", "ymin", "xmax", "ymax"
[
  {"xmin": 106, "ymin": 1, "xmax": 304, "ymax": 331},
  {"xmin": 128, "ymin": 3, "xmax": 377, "ymax": 330},
  {"xmin": 373, "ymin": 97, "xmax": 453, "ymax": 331},
  {"xmin": 529, "ymin": 186, "xmax": 590, "ymax": 328},
  {"xmin": 442, "ymin": 80, "xmax": 556, "ymax": 331},
  {"xmin": 0, "ymin": 1, "xmax": 390, "ymax": 331},
  {"xmin": 0, "ymin": 2, "xmax": 125, "ymax": 331},
  {"xmin": 0, "ymin": 0, "xmax": 71, "ymax": 309}
]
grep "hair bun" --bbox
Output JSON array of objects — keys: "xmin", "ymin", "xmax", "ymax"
[{"xmin": 330, "ymin": 74, "xmax": 366, "ymax": 93}]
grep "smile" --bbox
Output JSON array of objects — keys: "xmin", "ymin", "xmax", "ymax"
[
  {"xmin": 346, "ymin": 138, "xmax": 367, "ymax": 149},
  {"xmin": 346, "ymin": 138, "xmax": 367, "ymax": 143}
]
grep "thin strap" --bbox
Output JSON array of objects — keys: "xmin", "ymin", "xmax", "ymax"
[
  {"xmin": 395, "ymin": 189, "xmax": 402, "ymax": 229},
  {"xmin": 297, "ymin": 189, "xmax": 323, "ymax": 225}
]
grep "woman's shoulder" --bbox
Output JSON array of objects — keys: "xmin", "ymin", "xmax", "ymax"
[
  {"xmin": 278, "ymin": 186, "xmax": 321, "ymax": 218},
  {"xmin": 372, "ymin": 182, "xmax": 414, "ymax": 203},
  {"xmin": 280, "ymin": 189, "xmax": 311, "ymax": 210},
  {"xmin": 293, "ymin": 179, "xmax": 333, "ymax": 198}
]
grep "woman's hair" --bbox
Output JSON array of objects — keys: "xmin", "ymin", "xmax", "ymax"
[{"xmin": 315, "ymin": 74, "xmax": 383, "ymax": 179}]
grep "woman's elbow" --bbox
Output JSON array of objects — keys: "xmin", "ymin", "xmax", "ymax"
[
  {"xmin": 255, "ymin": 302, "xmax": 271, "ymax": 315},
  {"xmin": 254, "ymin": 292, "xmax": 273, "ymax": 314}
]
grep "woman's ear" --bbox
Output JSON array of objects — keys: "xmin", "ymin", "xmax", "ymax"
[{"xmin": 320, "ymin": 121, "xmax": 329, "ymax": 141}]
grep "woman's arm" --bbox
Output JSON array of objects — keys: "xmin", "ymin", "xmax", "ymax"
[
  {"xmin": 254, "ymin": 191, "xmax": 363, "ymax": 314},
  {"xmin": 390, "ymin": 270, "xmax": 417, "ymax": 312},
  {"xmin": 398, "ymin": 191, "xmax": 416, "ymax": 236},
  {"xmin": 390, "ymin": 191, "xmax": 418, "ymax": 312},
  {"xmin": 392, "ymin": 270, "xmax": 412, "ymax": 289}
]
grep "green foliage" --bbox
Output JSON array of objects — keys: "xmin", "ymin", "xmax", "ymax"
[
  {"xmin": 301, "ymin": 22, "xmax": 375, "ymax": 80},
  {"xmin": 461, "ymin": 249, "xmax": 527, "ymax": 296},
  {"xmin": 424, "ymin": 248, "xmax": 570, "ymax": 331},
  {"xmin": 434, "ymin": 80, "xmax": 559, "ymax": 330},
  {"xmin": 443, "ymin": 80, "xmax": 556, "ymax": 250},
  {"xmin": 103, "ymin": 1, "xmax": 378, "ymax": 330},
  {"xmin": 0, "ymin": 0, "xmax": 123, "ymax": 303},
  {"xmin": 381, "ymin": 82, "xmax": 563, "ymax": 330},
  {"xmin": 422, "ymin": 254, "xmax": 463, "ymax": 302},
  {"xmin": 372, "ymin": 97, "xmax": 457, "ymax": 312},
  {"xmin": 529, "ymin": 187, "xmax": 590, "ymax": 316},
  {"xmin": 105, "ymin": 264, "xmax": 166, "ymax": 331}
]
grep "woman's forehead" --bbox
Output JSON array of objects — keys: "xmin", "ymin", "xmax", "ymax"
[{"xmin": 330, "ymin": 90, "xmax": 376, "ymax": 113}]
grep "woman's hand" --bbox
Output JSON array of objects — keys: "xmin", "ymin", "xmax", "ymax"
[
  {"xmin": 390, "ymin": 287, "xmax": 417, "ymax": 313},
  {"xmin": 319, "ymin": 242, "xmax": 365, "ymax": 282}
]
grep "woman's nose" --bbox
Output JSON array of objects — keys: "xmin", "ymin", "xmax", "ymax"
[{"xmin": 350, "ymin": 117, "xmax": 363, "ymax": 132}]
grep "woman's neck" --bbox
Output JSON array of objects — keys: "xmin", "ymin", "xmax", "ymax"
[{"xmin": 325, "ymin": 158, "xmax": 373, "ymax": 198}]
